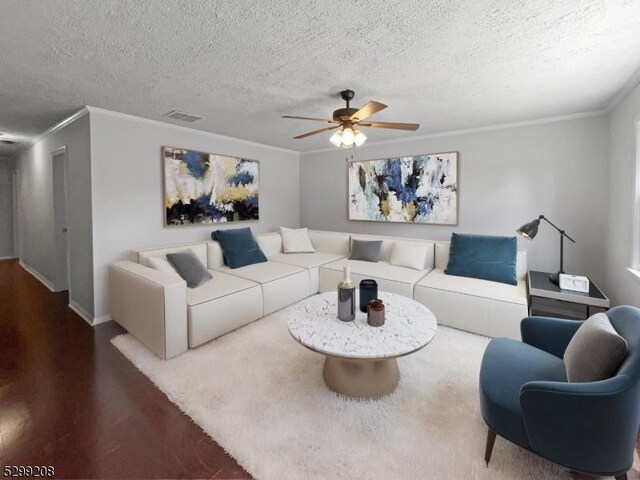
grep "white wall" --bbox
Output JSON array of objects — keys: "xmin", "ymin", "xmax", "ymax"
[
  {"xmin": 16, "ymin": 113, "xmax": 94, "ymax": 317},
  {"xmin": 0, "ymin": 157, "xmax": 15, "ymax": 259},
  {"xmin": 300, "ymin": 115, "xmax": 610, "ymax": 285},
  {"xmin": 88, "ymin": 108, "xmax": 301, "ymax": 321},
  {"xmin": 606, "ymin": 82, "xmax": 640, "ymax": 307}
]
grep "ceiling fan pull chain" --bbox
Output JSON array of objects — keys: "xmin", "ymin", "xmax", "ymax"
[{"xmin": 346, "ymin": 146, "xmax": 354, "ymax": 162}]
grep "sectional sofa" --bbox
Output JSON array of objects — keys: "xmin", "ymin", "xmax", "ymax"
[{"xmin": 109, "ymin": 230, "xmax": 528, "ymax": 359}]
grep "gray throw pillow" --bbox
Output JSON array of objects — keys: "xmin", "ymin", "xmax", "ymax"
[
  {"xmin": 349, "ymin": 239, "xmax": 383, "ymax": 262},
  {"xmin": 166, "ymin": 249, "xmax": 212, "ymax": 288},
  {"xmin": 564, "ymin": 313, "xmax": 628, "ymax": 382}
]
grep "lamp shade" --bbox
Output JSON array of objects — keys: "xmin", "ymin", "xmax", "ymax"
[
  {"xmin": 516, "ymin": 218, "xmax": 541, "ymax": 240},
  {"xmin": 329, "ymin": 130, "xmax": 343, "ymax": 147},
  {"xmin": 353, "ymin": 128, "xmax": 367, "ymax": 147}
]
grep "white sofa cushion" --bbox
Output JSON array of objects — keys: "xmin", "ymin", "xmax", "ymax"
[
  {"xmin": 308, "ymin": 230, "xmax": 351, "ymax": 255},
  {"xmin": 390, "ymin": 241, "xmax": 430, "ymax": 271},
  {"xmin": 256, "ymin": 232, "xmax": 283, "ymax": 258},
  {"xmin": 148, "ymin": 256, "xmax": 180, "ymax": 277},
  {"xmin": 322, "ymin": 258, "xmax": 431, "ymax": 286},
  {"xmin": 270, "ymin": 252, "xmax": 346, "ymax": 269},
  {"xmin": 215, "ymin": 260, "xmax": 305, "ymax": 284},
  {"xmin": 188, "ymin": 282, "xmax": 263, "ymax": 348},
  {"xmin": 186, "ymin": 270, "xmax": 261, "ymax": 306},
  {"xmin": 280, "ymin": 227, "xmax": 315, "ymax": 253},
  {"xmin": 271, "ymin": 252, "xmax": 348, "ymax": 295},
  {"xmin": 216, "ymin": 260, "xmax": 309, "ymax": 315},
  {"xmin": 416, "ymin": 268, "xmax": 527, "ymax": 305}
]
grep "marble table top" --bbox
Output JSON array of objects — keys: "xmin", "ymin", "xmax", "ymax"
[{"xmin": 288, "ymin": 291, "xmax": 437, "ymax": 360}]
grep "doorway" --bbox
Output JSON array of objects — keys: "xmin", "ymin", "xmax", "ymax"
[
  {"xmin": 12, "ymin": 170, "xmax": 19, "ymax": 259},
  {"xmin": 52, "ymin": 147, "xmax": 70, "ymax": 292}
]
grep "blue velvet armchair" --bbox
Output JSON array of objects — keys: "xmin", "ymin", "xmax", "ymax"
[{"xmin": 480, "ymin": 305, "xmax": 640, "ymax": 480}]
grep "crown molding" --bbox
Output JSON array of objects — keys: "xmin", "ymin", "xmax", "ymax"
[
  {"xmin": 85, "ymin": 106, "xmax": 299, "ymax": 155},
  {"xmin": 30, "ymin": 107, "xmax": 89, "ymax": 145},
  {"xmin": 605, "ymin": 64, "xmax": 640, "ymax": 113},
  {"xmin": 300, "ymin": 110, "xmax": 607, "ymax": 156}
]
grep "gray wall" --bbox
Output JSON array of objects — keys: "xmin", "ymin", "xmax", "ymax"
[
  {"xmin": 300, "ymin": 115, "xmax": 610, "ymax": 285},
  {"xmin": 17, "ymin": 113, "xmax": 94, "ymax": 317},
  {"xmin": 89, "ymin": 108, "xmax": 301, "ymax": 321},
  {"xmin": 0, "ymin": 157, "xmax": 15, "ymax": 258},
  {"xmin": 606, "ymin": 82, "xmax": 640, "ymax": 306}
]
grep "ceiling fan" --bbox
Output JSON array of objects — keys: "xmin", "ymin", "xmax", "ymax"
[{"xmin": 282, "ymin": 89, "xmax": 420, "ymax": 148}]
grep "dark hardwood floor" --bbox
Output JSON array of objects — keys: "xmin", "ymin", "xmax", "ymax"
[
  {"xmin": 1, "ymin": 258, "xmax": 638, "ymax": 479},
  {"xmin": 0, "ymin": 259, "xmax": 251, "ymax": 479}
]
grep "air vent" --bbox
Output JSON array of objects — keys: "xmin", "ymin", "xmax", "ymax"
[
  {"xmin": 163, "ymin": 110, "xmax": 204, "ymax": 123},
  {"xmin": 0, "ymin": 140, "xmax": 16, "ymax": 145}
]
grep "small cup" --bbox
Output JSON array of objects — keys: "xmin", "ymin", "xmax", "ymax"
[{"xmin": 367, "ymin": 299, "xmax": 385, "ymax": 327}]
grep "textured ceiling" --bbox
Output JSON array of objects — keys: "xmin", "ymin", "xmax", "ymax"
[{"xmin": 1, "ymin": 0, "xmax": 640, "ymax": 156}]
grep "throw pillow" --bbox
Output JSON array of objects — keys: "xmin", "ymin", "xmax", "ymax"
[
  {"xmin": 165, "ymin": 249, "xmax": 213, "ymax": 288},
  {"xmin": 444, "ymin": 233, "xmax": 517, "ymax": 285},
  {"xmin": 390, "ymin": 241, "xmax": 429, "ymax": 271},
  {"xmin": 211, "ymin": 227, "xmax": 268, "ymax": 269},
  {"xmin": 349, "ymin": 239, "xmax": 382, "ymax": 262},
  {"xmin": 280, "ymin": 227, "xmax": 315, "ymax": 253},
  {"xmin": 564, "ymin": 313, "xmax": 628, "ymax": 382},
  {"xmin": 148, "ymin": 257, "xmax": 180, "ymax": 277}
]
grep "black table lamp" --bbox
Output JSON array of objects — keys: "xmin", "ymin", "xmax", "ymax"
[{"xmin": 516, "ymin": 215, "xmax": 576, "ymax": 286}]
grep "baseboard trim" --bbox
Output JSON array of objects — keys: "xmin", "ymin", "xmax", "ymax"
[
  {"xmin": 0, "ymin": 256, "xmax": 17, "ymax": 261},
  {"xmin": 19, "ymin": 261, "xmax": 55, "ymax": 292},
  {"xmin": 69, "ymin": 302, "xmax": 112, "ymax": 326},
  {"xmin": 93, "ymin": 314, "xmax": 112, "ymax": 325},
  {"xmin": 68, "ymin": 301, "xmax": 94, "ymax": 325}
]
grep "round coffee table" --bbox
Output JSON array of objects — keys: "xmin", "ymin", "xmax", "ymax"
[{"xmin": 288, "ymin": 291, "xmax": 437, "ymax": 399}]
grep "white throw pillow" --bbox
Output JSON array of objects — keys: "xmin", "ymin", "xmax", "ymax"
[
  {"xmin": 148, "ymin": 256, "xmax": 180, "ymax": 277},
  {"xmin": 390, "ymin": 241, "xmax": 428, "ymax": 271},
  {"xmin": 280, "ymin": 227, "xmax": 315, "ymax": 253}
]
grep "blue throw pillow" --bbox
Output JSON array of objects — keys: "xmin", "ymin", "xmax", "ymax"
[
  {"xmin": 211, "ymin": 227, "xmax": 267, "ymax": 269},
  {"xmin": 444, "ymin": 233, "xmax": 518, "ymax": 285}
]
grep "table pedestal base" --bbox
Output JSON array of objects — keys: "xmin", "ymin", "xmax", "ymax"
[{"xmin": 323, "ymin": 355, "xmax": 399, "ymax": 399}]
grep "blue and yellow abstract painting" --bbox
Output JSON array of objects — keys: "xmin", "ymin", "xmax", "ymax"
[
  {"xmin": 163, "ymin": 146, "xmax": 259, "ymax": 226},
  {"xmin": 349, "ymin": 152, "xmax": 458, "ymax": 225}
]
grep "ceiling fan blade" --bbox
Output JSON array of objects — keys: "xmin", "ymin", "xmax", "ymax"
[
  {"xmin": 282, "ymin": 115, "xmax": 338, "ymax": 123},
  {"xmin": 349, "ymin": 101, "xmax": 387, "ymax": 121},
  {"xmin": 293, "ymin": 125, "xmax": 340, "ymax": 139},
  {"xmin": 359, "ymin": 121, "xmax": 420, "ymax": 131}
]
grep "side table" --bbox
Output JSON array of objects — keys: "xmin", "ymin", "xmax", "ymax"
[{"xmin": 527, "ymin": 270, "xmax": 610, "ymax": 319}]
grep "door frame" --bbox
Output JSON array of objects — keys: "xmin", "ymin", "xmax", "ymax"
[
  {"xmin": 51, "ymin": 146, "xmax": 71, "ymax": 292},
  {"xmin": 12, "ymin": 169, "xmax": 19, "ymax": 259}
]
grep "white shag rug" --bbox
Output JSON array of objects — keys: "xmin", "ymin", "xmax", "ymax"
[{"xmin": 111, "ymin": 307, "xmax": 568, "ymax": 480}]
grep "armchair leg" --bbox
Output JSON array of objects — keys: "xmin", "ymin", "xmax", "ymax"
[
  {"xmin": 485, "ymin": 427, "xmax": 497, "ymax": 466},
  {"xmin": 615, "ymin": 474, "xmax": 627, "ymax": 480}
]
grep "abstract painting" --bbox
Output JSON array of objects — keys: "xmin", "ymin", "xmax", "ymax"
[
  {"xmin": 163, "ymin": 146, "xmax": 259, "ymax": 226},
  {"xmin": 349, "ymin": 152, "xmax": 458, "ymax": 225}
]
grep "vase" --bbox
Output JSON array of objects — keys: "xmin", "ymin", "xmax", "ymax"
[
  {"xmin": 337, "ymin": 266, "xmax": 355, "ymax": 322},
  {"xmin": 359, "ymin": 279, "xmax": 378, "ymax": 313}
]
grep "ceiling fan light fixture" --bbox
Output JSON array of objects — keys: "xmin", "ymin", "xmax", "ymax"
[
  {"xmin": 285, "ymin": 89, "xmax": 419, "ymax": 147},
  {"xmin": 353, "ymin": 128, "xmax": 367, "ymax": 147},
  {"xmin": 329, "ymin": 130, "xmax": 343, "ymax": 147}
]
